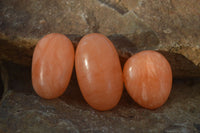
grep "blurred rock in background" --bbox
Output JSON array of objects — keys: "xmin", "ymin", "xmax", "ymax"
[
  {"xmin": 0, "ymin": 1, "xmax": 200, "ymax": 132},
  {"xmin": 0, "ymin": 0, "xmax": 200, "ymax": 77}
]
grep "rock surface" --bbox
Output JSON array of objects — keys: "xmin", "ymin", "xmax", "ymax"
[
  {"xmin": 0, "ymin": 60, "xmax": 200, "ymax": 133},
  {"xmin": 0, "ymin": 1, "xmax": 200, "ymax": 131},
  {"xmin": 0, "ymin": 0, "xmax": 200, "ymax": 77}
]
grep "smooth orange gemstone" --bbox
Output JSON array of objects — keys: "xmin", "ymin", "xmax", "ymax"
[
  {"xmin": 75, "ymin": 33, "xmax": 123, "ymax": 111},
  {"xmin": 32, "ymin": 33, "xmax": 74, "ymax": 99},
  {"xmin": 123, "ymin": 50, "xmax": 172, "ymax": 109}
]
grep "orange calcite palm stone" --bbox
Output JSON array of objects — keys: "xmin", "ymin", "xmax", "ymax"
[
  {"xmin": 32, "ymin": 33, "xmax": 74, "ymax": 99},
  {"xmin": 123, "ymin": 50, "xmax": 172, "ymax": 109},
  {"xmin": 75, "ymin": 33, "xmax": 123, "ymax": 111}
]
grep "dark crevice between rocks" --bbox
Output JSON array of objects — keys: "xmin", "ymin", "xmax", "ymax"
[
  {"xmin": 65, "ymin": 34, "xmax": 82, "ymax": 48},
  {"xmin": 159, "ymin": 51, "xmax": 200, "ymax": 78},
  {"xmin": 59, "ymin": 70, "xmax": 90, "ymax": 110},
  {"xmin": 194, "ymin": 124, "xmax": 200, "ymax": 132},
  {"xmin": 0, "ymin": 39, "xmax": 34, "ymax": 66},
  {"xmin": 0, "ymin": 69, "xmax": 4, "ymax": 101},
  {"xmin": 0, "ymin": 61, "xmax": 34, "ymax": 95}
]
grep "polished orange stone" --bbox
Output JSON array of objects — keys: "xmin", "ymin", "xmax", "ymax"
[
  {"xmin": 123, "ymin": 50, "xmax": 172, "ymax": 109},
  {"xmin": 32, "ymin": 33, "xmax": 74, "ymax": 99},
  {"xmin": 75, "ymin": 33, "xmax": 123, "ymax": 111}
]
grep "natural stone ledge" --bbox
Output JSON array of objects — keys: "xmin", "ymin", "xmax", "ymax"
[{"xmin": 0, "ymin": 61, "xmax": 200, "ymax": 132}]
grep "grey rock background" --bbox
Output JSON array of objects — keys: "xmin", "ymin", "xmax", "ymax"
[
  {"xmin": 0, "ymin": 0, "xmax": 200, "ymax": 77},
  {"xmin": 0, "ymin": 0, "xmax": 200, "ymax": 132}
]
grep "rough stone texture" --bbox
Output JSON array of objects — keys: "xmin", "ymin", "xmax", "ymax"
[
  {"xmin": 0, "ymin": 61, "xmax": 200, "ymax": 133},
  {"xmin": 0, "ymin": 0, "xmax": 200, "ymax": 77},
  {"xmin": 0, "ymin": 1, "xmax": 200, "ymax": 132},
  {"xmin": 132, "ymin": 0, "xmax": 200, "ymax": 65}
]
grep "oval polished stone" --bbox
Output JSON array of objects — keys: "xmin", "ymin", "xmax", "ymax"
[
  {"xmin": 123, "ymin": 50, "xmax": 172, "ymax": 109},
  {"xmin": 32, "ymin": 33, "xmax": 74, "ymax": 99},
  {"xmin": 75, "ymin": 33, "xmax": 123, "ymax": 111}
]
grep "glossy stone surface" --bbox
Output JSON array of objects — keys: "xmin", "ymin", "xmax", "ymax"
[
  {"xmin": 123, "ymin": 50, "xmax": 172, "ymax": 109},
  {"xmin": 75, "ymin": 33, "xmax": 123, "ymax": 111},
  {"xmin": 32, "ymin": 33, "xmax": 74, "ymax": 99}
]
